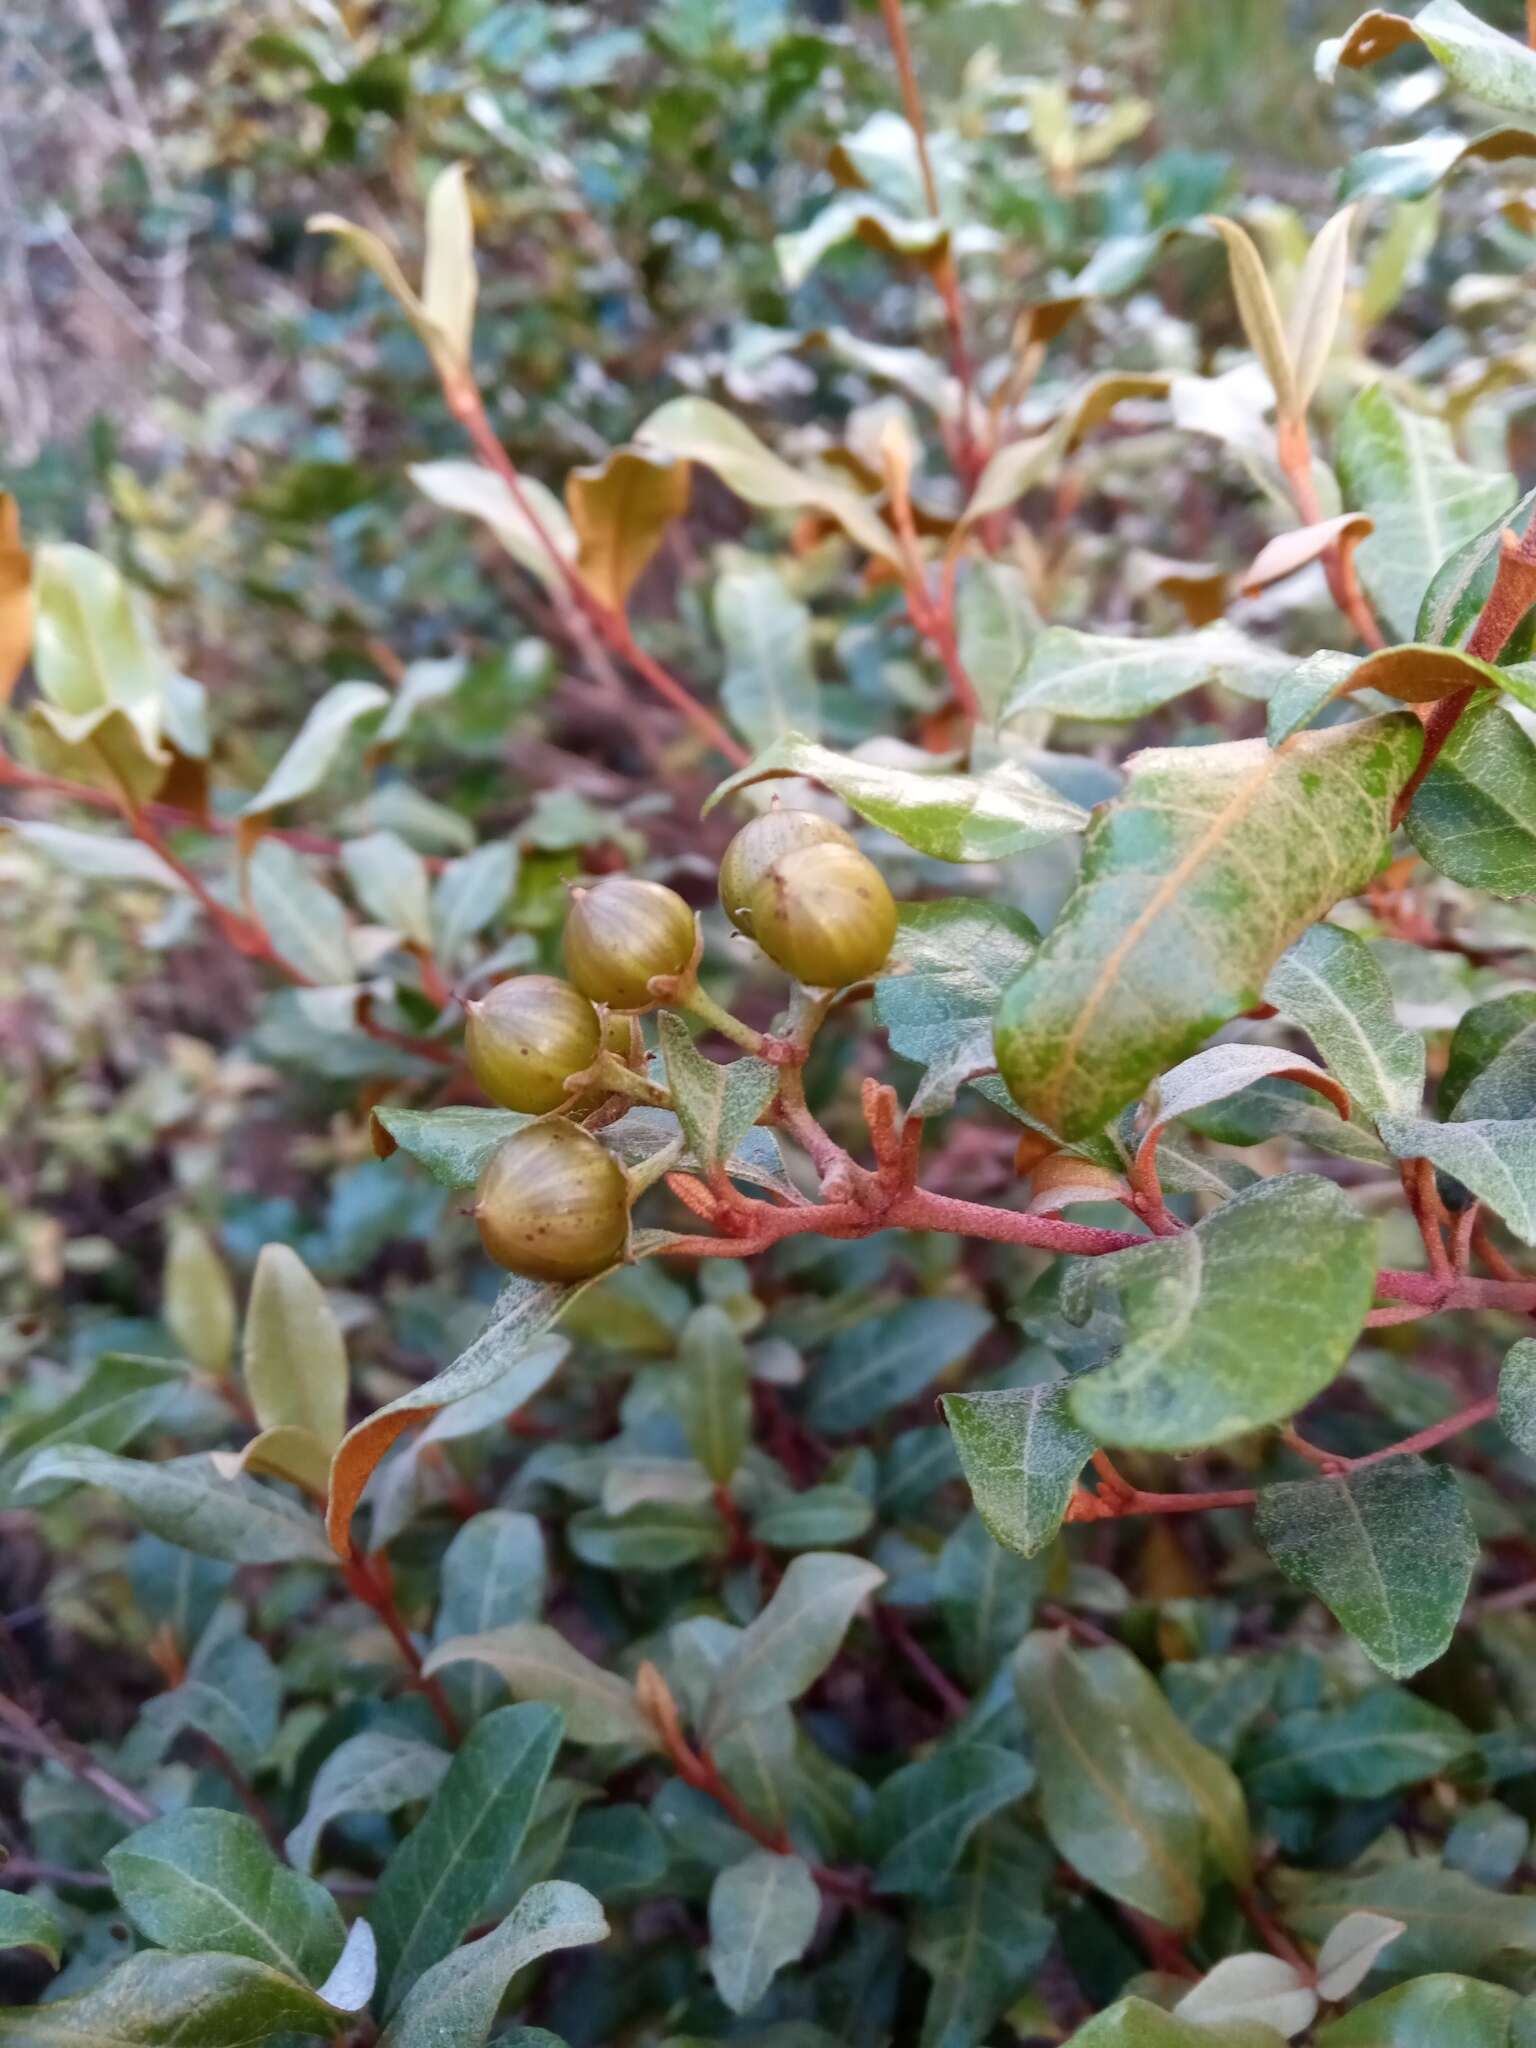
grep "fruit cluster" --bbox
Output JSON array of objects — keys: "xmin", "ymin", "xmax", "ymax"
[{"xmin": 466, "ymin": 812, "xmax": 897, "ymax": 1282}]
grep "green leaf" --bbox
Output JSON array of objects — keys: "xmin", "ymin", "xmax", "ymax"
[
  {"xmin": 677, "ymin": 1305, "xmax": 750, "ymax": 1486},
  {"xmin": 751, "ymin": 1484, "xmax": 873, "ymax": 1550},
  {"xmin": 557, "ymin": 1805, "xmax": 668, "ymax": 1901},
  {"xmin": 17, "ymin": 1448, "xmax": 333, "ymax": 1564},
  {"xmin": 657, "ymin": 1015, "xmax": 777, "ymax": 1173},
  {"xmin": 1257, "ymin": 1458, "xmax": 1478, "ymax": 1677},
  {"xmin": 637, "ymin": 398, "xmax": 901, "ymax": 567},
  {"xmin": 434, "ymin": 1510, "xmax": 549, "ymax": 1720},
  {"xmin": 129, "ymin": 1608, "xmax": 280, "ymax": 1774},
  {"xmin": 285, "ymin": 1730, "xmax": 451, "ymax": 1872},
  {"xmin": 874, "ymin": 899, "xmax": 1039, "ymax": 1113},
  {"xmin": 1319, "ymin": 1974, "xmax": 1515, "ymax": 2046},
  {"xmin": 775, "ymin": 193, "xmax": 946, "ymax": 289},
  {"xmin": 1006, "ymin": 622, "xmax": 1294, "ymax": 724},
  {"xmin": 569, "ymin": 1499, "xmax": 727, "ymax": 1573},
  {"xmin": 377, "ymin": 1880, "xmax": 607, "ymax": 2048},
  {"xmin": 1336, "ymin": 384, "xmax": 1513, "ymax": 639},
  {"xmin": 0, "ymin": 1354, "xmax": 183, "ymax": 1497},
  {"xmin": 1406, "ymin": 699, "xmax": 1536, "ymax": 897},
  {"xmin": 431, "ymin": 841, "xmax": 518, "ymax": 966},
  {"xmin": 955, "ymin": 561, "xmax": 1040, "ymax": 721},
  {"xmin": 707, "ymin": 1851, "xmax": 820, "ymax": 2015},
  {"xmin": 1264, "ymin": 922, "xmax": 1425, "ymax": 1120},
  {"xmin": 994, "ymin": 716, "xmax": 1422, "ymax": 1140},
  {"xmin": 1443, "ymin": 993, "xmax": 1536, "ymax": 1121},
  {"xmin": 1242, "ymin": 1687, "xmax": 1476, "ymax": 1802},
  {"xmin": 342, "ymin": 831, "xmax": 434, "ymax": 946},
  {"xmin": 1377, "ymin": 1112, "xmax": 1536, "ymax": 1244},
  {"xmin": 424, "ymin": 1624, "xmax": 657, "ymax": 1749},
  {"xmin": 105, "ymin": 1808, "xmax": 343, "ymax": 1982},
  {"xmin": 0, "ymin": 1950, "xmax": 343, "ymax": 2045},
  {"xmin": 0, "ymin": 818, "xmax": 188, "ymax": 891},
  {"xmin": 702, "ymin": 1552, "xmax": 886, "ymax": 1743},
  {"xmin": 246, "ymin": 841, "xmax": 354, "ymax": 985},
  {"xmin": 866, "ymin": 1744, "xmax": 1034, "ymax": 1898},
  {"xmin": 705, "ymin": 733, "xmax": 1088, "ymax": 862},
  {"xmin": 935, "ymin": 1512, "xmax": 1043, "ymax": 1686},
  {"xmin": 1265, "ymin": 651, "xmax": 1359, "ymax": 745},
  {"xmin": 1499, "ymin": 1339, "xmax": 1536, "ymax": 1457},
  {"xmin": 1417, "ymin": 483, "xmax": 1536, "ymax": 659},
  {"xmin": 327, "ymin": 1269, "xmax": 597, "ymax": 1554},
  {"xmin": 1324, "ymin": 0, "xmax": 1536, "ymax": 119},
  {"xmin": 25, "ymin": 542, "xmax": 193, "ymax": 802},
  {"xmin": 1053, "ymin": 1996, "xmax": 1276, "ymax": 2047},
  {"xmin": 243, "ymin": 1244, "xmax": 348, "ymax": 1457},
  {"xmin": 941, "ymin": 1382, "xmax": 1095, "ymax": 1560},
  {"xmin": 715, "ymin": 565, "xmax": 819, "ymax": 752},
  {"xmin": 807, "ymin": 1298, "xmax": 993, "ymax": 1434},
  {"xmin": 1342, "ymin": 128, "xmax": 1536, "ymax": 202},
  {"xmin": 1286, "ymin": 1860, "xmax": 1536, "ymax": 1984},
  {"xmin": 239, "ymin": 680, "xmax": 388, "ymax": 818},
  {"xmin": 372, "ymin": 1701, "xmax": 563, "ymax": 2012},
  {"xmin": 1137, "ymin": 1044, "xmax": 1350, "ymax": 1164},
  {"xmin": 0, "ymin": 1894, "xmax": 64, "ymax": 1966},
  {"xmin": 1069, "ymin": 1175, "xmax": 1376, "ymax": 1452},
  {"xmin": 409, "ymin": 460, "xmax": 578, "ymax": 590},
  {"xmin": 912, "ymin": 1819, "xmax": 1053, "ymax": 2048},
  {"xmin": 1015, "ymin": 1630, "xmax": 1251, "ymax": 1930},
  {"xmin": 371, "ymin": 1104, "xmax": 532, "ymax": 1186}
]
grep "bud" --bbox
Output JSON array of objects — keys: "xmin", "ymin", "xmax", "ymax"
[
  {"xmin": 473, "ymin": 1119, "xmax": 630, "ymax": 1281},
  {"xmin": 718, "ymin": 807, "xmax": 855, "ymax": 937},
  {"xmin": 465, "ymin": 975, "xmax": 601, "ymax": 1114},
  {"xmin": 746, "ymin": 841, "xmax": 897, "ymax": 988},
  {"xmin": 564, "ymin": 875, "xmax": 697, "ymax": 1010}
]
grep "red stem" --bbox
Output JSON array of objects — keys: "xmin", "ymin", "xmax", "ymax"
[
  {"xmin": 443, "ymin": 378, "xmax": 747, "ymax": 764},
  {"xmin": 344, "ymin": 1554, "xmax": 461, "ymax": 1742}
]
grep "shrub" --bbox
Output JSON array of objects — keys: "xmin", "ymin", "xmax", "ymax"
[{"xmin": 7, "ymin": 1, "xmax": 1536, "ymax": 2043}]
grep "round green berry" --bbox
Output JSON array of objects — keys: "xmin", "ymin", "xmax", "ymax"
[
  {"xmin": 473, "ymin": 1119, "xmax": 630, "ymax": 1281},
  {"xmin": 465, "ymin": 975, "xmax": 600, "ymax": 1114},
  {"xmin": 746, "ymin": 840, "xmax": 897, "ymax": 988},
  {"xmin": 718, "ymin": 808, "xmax": 855, "ymax": 937},
  {"xmin": 564, "ymin": 876, "xmax": 697, "ymax": 1010}
]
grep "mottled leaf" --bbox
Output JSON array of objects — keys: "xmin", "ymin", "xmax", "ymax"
[
  {"xmin": 994, "ymin": 717, "xmax": 1422, "ymax": 1140},
  {"xmin": 705, "ymin": 733, "xmax": 1087, "ymax": 862},
  {"xmin": 1257, "ymin": 1458, "xmax": 1478, "ymax": 1677}
]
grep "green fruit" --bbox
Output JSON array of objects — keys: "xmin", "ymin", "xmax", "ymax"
[
  {"xmin": 474, "ymin": 1119, "xmax": 630, "ymax": 1281},
  {"xmin": 747, "ymin": 841, "xmax": 898, "ymax": 988},
  {"xmin": 564, "ymin": 876, "xmax": 697, "ymax": 1010},
  {"xmin": 465, "ymin": 975, "xmax": 600, "ymax": 1113},
  {"xmin": 718, "ymin": 808, "xmax": 855, "ymax": 936}
]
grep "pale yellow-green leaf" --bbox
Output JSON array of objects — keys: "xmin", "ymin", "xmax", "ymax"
[
  {"xmin": 1207, "ymin": 216, "xmax": 1296, "ymax": 418},
  {"xmin": 409, "ymin": 460, "xmax": 577, "ymax": 589},
  {"xmin": 163, "ymin": 1219, "xmax": 236, "ymax": 1378},
  {"xmin": 636, "ymin": 398, "xmax": 902, "ymax": 566},
  {"xmin": 213, "ymin": 1426, "xmax": 334, "ymax": 1501},
  {"xmin": 1285, "ymin": 206, "xmax": 1354, "ymax": 413},
  {"xmin": 420, "ymin": 163, "xmax": 477, "ymax": 369},
  {"xmin": 243, "ymin": 1244, "xmax": 349, "ymax": 1455}
]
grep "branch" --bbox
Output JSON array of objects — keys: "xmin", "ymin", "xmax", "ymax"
[
  {"xmin": 0, "ymin": 1692, "xmax": 157, "ymax": 1825},
  {"xmin": 441, "ymin": 377, "xmax": 747, "ymax": 765}
]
